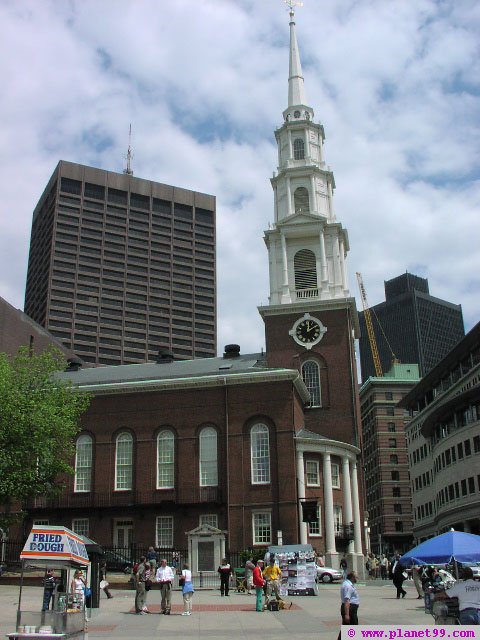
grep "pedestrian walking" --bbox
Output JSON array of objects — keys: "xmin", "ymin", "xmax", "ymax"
[
  {"xmin": 245, "ymin": 556, "xmax": 256, "ymax": 595},
  {"xmin": 217, "ymin": 558, "xmax": 232, "ymax": 596},
  {"xmin": 155, "ymin": 558, "xmax": 175, "ymax": 614},
  {"xmin": 412, "ymin": 565, "xmax": 424, "ymax": 599},
  {"xmin": 391, "ymin": 554, "xmax": 407, "ymax": 599},
  {"xmin": 134, "ymin": 556, "xmax": 149, "ymax": 614},
  {"xmin": 340, "ymin": 555, "xmax": 348, "ymax": 579},
  {"xmin": 99, "ymin": 561, "xmax": 113, "ymax": 599},
  {"xmin": 338, "ymin": 571, "xmax": 360, "ymax": 640},
  {"xmin": 180, "ymin": 563, "xmax": 194, "ymax": 616},
  {"xmin": 253, "ymin": 559, "xmax": 266, "ymax": 612}
]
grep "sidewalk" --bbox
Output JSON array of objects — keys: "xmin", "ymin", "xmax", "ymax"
[{"xmin": 0, "ymin": 580, "xmax": 431, "ymax": 640}]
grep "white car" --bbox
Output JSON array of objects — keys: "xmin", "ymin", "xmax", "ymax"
[{"xmin": 316, "ymin": 565, "xmax": 343, "ymax": 583}]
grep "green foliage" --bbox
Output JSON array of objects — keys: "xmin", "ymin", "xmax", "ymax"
[
  {"xmin": 239, "ymin": 547, "xmax": 268, "ymax": 565},
  {"xmin": 0, "ymin": 347, "xmax": 90, "ymax": 527}
]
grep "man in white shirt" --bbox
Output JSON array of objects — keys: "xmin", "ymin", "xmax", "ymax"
[
  {"xmin": 155, "ymin": 559, "xmax": 175, "ymax": 615},
  {"xmin": 446, "ymin": 567, "xmax": 480, "ymax": 625},
  {"xmin": 338, "ymin": 571, "xmax": 360, "ymax": 640}
]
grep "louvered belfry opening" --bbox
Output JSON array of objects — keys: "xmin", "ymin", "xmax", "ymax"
[
  {"xmin": 294, "ymin": 249, "xmax": 317, "ymax": 290},
  {"xmin": 294, "ymin": 187, "xmax": 309, "ymax": 213}
]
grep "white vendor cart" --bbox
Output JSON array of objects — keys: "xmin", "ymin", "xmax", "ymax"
[{"xmin": 6, "ymin": 525, "xmax": 90, "ymax": 640}]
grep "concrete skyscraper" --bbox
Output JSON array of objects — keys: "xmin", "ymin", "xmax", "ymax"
[{"xmin": 24, "ymin": 161, "xmax": 216, "ymax": 365}]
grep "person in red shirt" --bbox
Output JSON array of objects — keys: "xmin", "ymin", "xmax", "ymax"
[{"xmin": 253, "ymin": 559, "xmax": 266, "ymax": 612}]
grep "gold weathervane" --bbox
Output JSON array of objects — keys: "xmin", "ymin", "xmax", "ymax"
[{"xmin": 284, "ymin": 0, "xmax": 303, "ymax": 15}]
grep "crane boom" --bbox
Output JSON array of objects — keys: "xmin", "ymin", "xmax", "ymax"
[{"xmin": 356, "ymin": 272, "xmax": 383, "ymax": 377}]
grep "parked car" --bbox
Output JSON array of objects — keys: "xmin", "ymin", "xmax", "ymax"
[
  {"xmin": 103, "ymin": 549, "xmax": 132, "ymax": 573},
  {"xmin": 315, "ymin": 565, "xmax": 343, "ymax": 583}
]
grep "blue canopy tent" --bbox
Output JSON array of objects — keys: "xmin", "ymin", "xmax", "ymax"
[{"xmin": 400, "ymin": 531, "xmax": 480, "ymax": 567}]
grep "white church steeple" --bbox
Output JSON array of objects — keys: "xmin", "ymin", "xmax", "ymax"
[{"xmin": 264, "ymin": 5, "xmax": 350, "ymax": 306}]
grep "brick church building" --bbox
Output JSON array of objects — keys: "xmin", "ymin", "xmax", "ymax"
[{"xmin": 22, "ymin": 7, "xmax": 365, "ymax": 573}]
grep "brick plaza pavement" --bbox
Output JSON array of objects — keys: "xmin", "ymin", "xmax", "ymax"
[{"xmin": 0, "ymin": 579, "xmax": 431, "ymax": 640}]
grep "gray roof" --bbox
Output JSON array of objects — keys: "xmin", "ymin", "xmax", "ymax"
[
  {"xmin": 58, "ymin": 352, "xmax": 264, "ymax": 385},
  {"xmin": 295, "ymin": 427, "xmax": 328, "ymax": 441},
  {"xmin": 56, "ymin": 353, "xmax": 311, "ymax": 403}
]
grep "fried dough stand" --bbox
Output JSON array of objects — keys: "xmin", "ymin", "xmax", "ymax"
[{"xmin": 7, "ymin": 526, "xmax": 90, "ymax": 640}]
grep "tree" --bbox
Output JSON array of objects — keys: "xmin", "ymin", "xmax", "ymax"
[{"xmin": 0, "ymin": 347, "xmax": 90, "ymax": 529}]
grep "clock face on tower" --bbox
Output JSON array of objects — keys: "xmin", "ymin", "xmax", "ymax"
[{"xmin": 289, "ymin": 313, "xmax": 327, "ymax": 350}]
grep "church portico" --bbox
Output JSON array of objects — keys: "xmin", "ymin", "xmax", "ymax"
[{"xmin": 295, "ymin": 430, "xmax": 362, "ymax": 572}]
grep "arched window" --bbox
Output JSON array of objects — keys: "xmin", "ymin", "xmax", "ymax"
[
  {"xmin": 74, "ymin": 434, "xmax": 92, "ymax": 492},
  {"xmin": 250, "ymin": 423, "xmax": 270, "ymax": 484},
  {"xmin": 294, "ymin": 187, "xmax": 309, "ymax": 213},
  {"xmin": 302, "ymin": 360, "xmax": 322, "ymax": 407},
  {"xmin": 199, "ymin": 426, "xmax": 218, "ymax": 487},
  {"xmin": 294, "ymin": 249, "xmax": 317, "ymax": 290},
  {"xmin": 157, "ymin": 430, "xmax": 175, "ymax": 489},
  {"xmin": 115, "ymin": 432, "xmax": 133, "ymax": 491},
  {"xmin": 293, "ymin": 138, "xmax": 305, "ymax": 160}
]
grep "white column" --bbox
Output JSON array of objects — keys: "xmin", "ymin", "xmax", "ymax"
[
  {"xmin": 296, "ymin": 450, "xmax": 308, "ymax": 544},
  {"xmin": 342, "ymin": 457, "xmax": 354, "ymax": 554},
  {"xmin": 310, "ymin": 174, "xmax": 317, "ymax": 214},
  {"xmin": 333, "ymin": 235, "xmax": 341, "ymax": 293},
  {"xmin": 323, "ymin": 453, "xmax": 336, "ymax": 555},
  {"xmin": 351, "ymin": 460, "xmax": 362, "ymax": 554},
  {"xmin": 280, "ymin": 232, "xmax": 289, "ymax": 289},
  {"xmin": 327, "ymin": 179, "xmax": 335, "ymax": 220},
  {"xmin": 319, "ymin": 229, "xmax": 328, "ymax": 283},
  {"xmin": 287, "ymin": 129, "xmax": 293, "ymax": 160},
  {"xmin": 339, "ymin": 237, "xmax": 347, "ymax": 292},
  {"xmin": 287, "ymin": 178, "xmax": 292, "ymax": 216},
  {"xmin": 304, "ymin": 129, "xmax": 311, "ymax": 159}
]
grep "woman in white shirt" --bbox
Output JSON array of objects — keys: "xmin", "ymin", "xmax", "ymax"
[{"xmin": 181, "ymin": 563, "xmax": 194, "ymax": 616}]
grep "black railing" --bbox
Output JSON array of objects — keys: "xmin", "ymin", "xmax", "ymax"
[{"xmin": 335, "ymin": 524, "xmax": 354, "ymax": 540}]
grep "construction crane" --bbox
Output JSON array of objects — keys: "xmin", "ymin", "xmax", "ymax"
[{"xmin": 356, "ymin": 272, "xmax": 383, "ymax": 377}]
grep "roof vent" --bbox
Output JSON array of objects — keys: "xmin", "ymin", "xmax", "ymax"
[
  {"xmin": 223, "ymin": 344, "xmax": 240, "ymax": 358},
  {"xmin": 155, "ymin": 348, "xmax": 174, "ymax": 364},
  {"xmin": 66, "ymin": 357, "xmax": 83, "ymax": 372}
]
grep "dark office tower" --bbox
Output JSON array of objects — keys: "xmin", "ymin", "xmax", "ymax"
[
  {"xmin": 24, "ymin": 161, "xmax": 217, "ymax": 365},
  {"xmin": 359, "ymin": 272, "xmax": 464, "ymax": 381}
]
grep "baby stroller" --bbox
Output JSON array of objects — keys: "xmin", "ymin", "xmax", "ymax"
[{"xmin": 234, "ymin": 568, "xmax": 247, "ymax": 593}]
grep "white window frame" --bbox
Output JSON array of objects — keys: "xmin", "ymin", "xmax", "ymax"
[
  {"xmin": 302, "ymin": 361, "xmax": 322, "ymax": 407},
  {"xmin": 199, "ymin": 426, "xmax": 218, "ymax": 487},
  {"xmin": 157, "ymin": 430, "xmax": 175, "ymax": 489},
  {"xmin": 252, "ymin": 511, "xmax": 272, "ymax": 546},
  {"xmin": 306, "ymin": 460, "xmax": 320, "ymax": 486},
  {"xmin": 115, "ymin": 432, "xmax": 133, "ymax": 491},
  {"xmin": 156, "ymin": 515, "xmax": 173, "ymax": 548},
  {"xmin": 308, "ymin": 505, "xmax": 322, "ymax": 537},
  {"xmin": 250, "ymin": 423, "xmax": 271, "ymax": 484},
  {"xmin": 293, "ymin": 138, "xmax": 305, "ymax": 160},
  {"xmin": 331, "ymin": 462, "xmax": 340, "ymax": 489},
  {"xmin": 74, "ymin": 434, "xmax": 93, "ymax": 492},
  {"xmin": 71, "ymin": 518, "xmax": 89, "ymax": 537},
  {"xmin": 199, "ymin": 514, "xmax": 218, "ymax": 529}
]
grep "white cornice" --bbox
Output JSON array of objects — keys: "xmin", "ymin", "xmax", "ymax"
[
  {"xmin": 258, "ymin": 297, "xmax": 358, "ymax": 317},
  {"xmin": 295, "ymin": 436, "xmax": 360, "ymax": 458}
]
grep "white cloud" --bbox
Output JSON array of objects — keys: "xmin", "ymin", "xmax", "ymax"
[{"xmin": 0, "ymin": 0, "xmax": 479, "ymax": 359}]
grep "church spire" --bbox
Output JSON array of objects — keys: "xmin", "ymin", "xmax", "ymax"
[{"xmin": 287, "ymin": 2, "xmax": 306, "ymax": 108}]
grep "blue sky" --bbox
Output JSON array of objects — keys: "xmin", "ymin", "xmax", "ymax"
[{"xmin": 1, "ymin": 0, "xmax": 479, "ymax": 360}]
